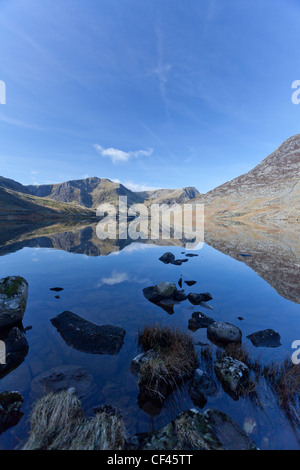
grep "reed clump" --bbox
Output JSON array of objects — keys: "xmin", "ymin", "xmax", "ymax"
[
  {"xmin": 138, "ymin": 324, "xmax": 198, "ymax": 400},
  {"xmin": 23, "ymin": 391, "xmax": 126, "ymax": 450}
]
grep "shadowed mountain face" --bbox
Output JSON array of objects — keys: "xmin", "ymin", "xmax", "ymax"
[
  {"xmin": 195, "ymin": 134, "xmax": 300, "ymax": 222},
  {"xmin": 0, "ymin": 219, "xmax": 299, "ymax": 304}
]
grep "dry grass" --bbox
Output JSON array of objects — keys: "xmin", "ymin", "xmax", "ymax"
[
  {"xmin": 263, "ymin": 358, "xmax": 300, "ymax": 421},
  {"xmin": 23, "ymin": 391, "xmax": 126, "ymax": 450},
  {"xmin": 138, "ymin": 324, "xmax": 198, "ymax": 400}
]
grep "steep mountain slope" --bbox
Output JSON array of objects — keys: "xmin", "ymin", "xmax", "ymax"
[
  {"xmin": 0, "ymin": 176, "xmax": 31, "ymax": 194},
  {"xmin": 0, "ymin": 186, "xmax": 95, "ymax": 220},
  {"xmin": 26, "ymin": 177, "xmax": 143, "ymax": 208},
  {"xmin": 195, "ymin": 134, "xmax": 300, "ymax": 221}
]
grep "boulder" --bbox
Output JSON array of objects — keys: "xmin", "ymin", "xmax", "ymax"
[
  {"xmin": 0, "ymin": 391, "xmax": 24, "ymax": 435},
  {"xmin": 51, "ymin": 311, "xmax": 126, "ymax": 355},
  {"xmin": 31, "ymin": 365, "xmax": 94, "ymax": 399},
  {"xmin": 214, "ymin": 356, "xmax": 249, "ymax": 398},
  {"xmin": 143, "ymin": 282, "xmax": 177, "ymax": 303},
  {"xmin": 0, "ymin": 276, "xmax": 28, "ymax": 327},
  {"xmin": 159, "ymin": 252, "xmax": 175, "ymax": 264},
  {"xmin": 207, "ymin": 322, "xmax": 242, "ymax": 347},
  {"xmin": 247, "ymin": 329, "xmax": 281, "ymax": 348}
]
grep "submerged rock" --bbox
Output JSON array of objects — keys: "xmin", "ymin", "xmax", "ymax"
[
  {"xmin": 0, "ymin": 391, "xmax": 24, "ymax": 435},
  {"xmin": 207, "ymin": 322, "xmax": 242, "ymax": 347},
  {"xmin": 0, "ymin": 327, "xmax": 29, "ymax": 378},
  {"xmin": 0, "ymin": 276, "xmax": 28, "ymax": 327},
  {"xmin": 214, "ymin": 356, "xmax": 249, "ymax": 399},
  {"xmin": 31, "ymin": 365, "xmax": 94, "ymax": 399},
  {"xmin": 50, "ymin": 311, "xmax": 126, "ymax": 355},
  {"xmin": 129, "ymin": 408, "xmax": 256, "ymax": 450},
  {"xmin": 247, "ymin": 329, "xmax": 281, "ymax": 348},
  {"xmin": 203, "ymin": 408, "xmax": 257, "ymax": 450},
  {"xmin": 159, "ymin": 252, "xmax": 175, "ymax": 264},
  {"xmin": 188, "ymin": 312, "xmax": 215, "ymax": 331},
  {"xmin": 188, "ymin": 292, "xmax": 213, "ymax": 305},
  {"xmin": 189, "ymin": 369, "xmax": 218, "ymax": 407}
]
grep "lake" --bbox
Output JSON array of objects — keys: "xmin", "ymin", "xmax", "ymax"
[{"xmin": 0, "ymin": 220, "xmax": 299, "ymax": 450}]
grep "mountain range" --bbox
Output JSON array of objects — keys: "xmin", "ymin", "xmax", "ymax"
[
  {"xmin": 0, "ymin": 176, "xmax": 199, "ymax": 220},
  {"xmin": 0, "ymin": 134, "xmax": 299, "ymax": 221}
]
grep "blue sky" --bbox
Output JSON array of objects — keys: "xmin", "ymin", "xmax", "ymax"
[{"xmin": 0, "ymin": 0, "xmax": 300, "ymax": 193}]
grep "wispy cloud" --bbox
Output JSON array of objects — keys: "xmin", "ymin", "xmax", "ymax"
[{"xmin": 94, "ymin": 144, "xmax": 153, "ymax": 164}]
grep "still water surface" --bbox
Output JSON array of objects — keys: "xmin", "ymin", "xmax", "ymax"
[{"xmin": 0, "ymin": 224, "xmax": 299, "ymax": 450}]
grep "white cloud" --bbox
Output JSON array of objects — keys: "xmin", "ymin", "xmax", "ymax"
[
  {"xmin": 99, "ymin": 270, "xmax": 129, "ymax": 286},
  {"xmin": 94, "ymin": 144, "xmax": 153, "ymax": 164},
  {"xmin": 111, "ymin": 179, "xmax": 159, "ymax": 192}
]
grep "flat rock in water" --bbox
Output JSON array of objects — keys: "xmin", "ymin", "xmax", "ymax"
[
  {"xmin": 50, "ymin": 287, "xmax": 64, "ymax": 292},
  {"xmin": 0, "ymin": 276, "xmax": 28, "ymax": 328},
  {"xmin": 185, "ymin": 253, "xmax": 199, "ymax": 257},
  {"xmin": 247, "ymin": 329, "xmax": 281, "ymax": 348},
  {"xmin": 31, "ymin": 365, "xmax": 94, "ymax": 399},
  {"xmin": 50, "ymin": 311, "xmax": 126, "ymax": 355},
  {"xmin": 159, "ymin": 252, "xmax": 175, "ymax": 264},
  {"xmin": 207, "ymin": 322, "xmax": 242, "ymax": 347}
]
